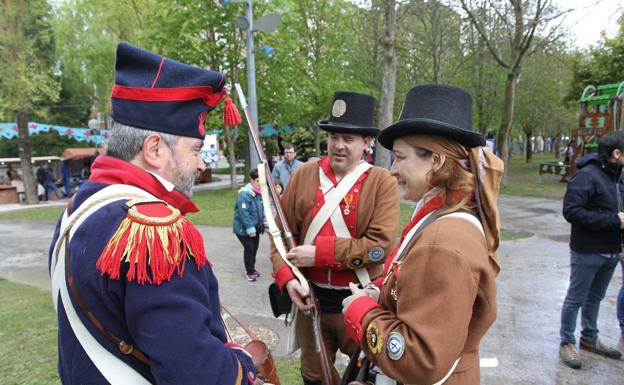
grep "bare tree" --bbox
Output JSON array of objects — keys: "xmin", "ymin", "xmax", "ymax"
[
  {"xmin": 459, "ymin": 0, "xmax": 567, "ymax": 183},
  {"xmin": 405, "ymin": 0, "xmax": 466, "ymax": 84},
  {"xmin": 375, "ymin": 0, "xmax": 398, "ymax": 169}
]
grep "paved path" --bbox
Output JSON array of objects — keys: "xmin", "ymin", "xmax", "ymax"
[{"xmin": 0, "ymin": 193, "xmax": 623, "ymax": 384}]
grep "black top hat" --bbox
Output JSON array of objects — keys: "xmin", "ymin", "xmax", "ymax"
[
  {"xmin": 378, "ymin": 84, "xmax": 485, "ymax": 149},
  {"xmin": 111, "ymin": 42, "xmax": 227, "ymax": 140},
  {"xmin": 318, "ymin": 91, "xmax": 379, "ymax": 137}
]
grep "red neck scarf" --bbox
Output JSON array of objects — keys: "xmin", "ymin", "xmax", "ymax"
[
  {"xmin": 89, "ymin": 155, "xmax": 199, "ymax": 214},
  {"xmin": 383, "ymin": 195, "xmax": 445, "ymax": 274}
]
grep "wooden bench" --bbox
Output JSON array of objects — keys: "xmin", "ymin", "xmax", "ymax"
[{"xmin": 539, "ymin": 161, "xmax": 570, "ymax": 182}]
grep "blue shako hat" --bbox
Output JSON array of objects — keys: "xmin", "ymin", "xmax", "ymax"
[
  {"xmin": 111, "ymin": 42, "xmax": 226, "ymax": 140},
  {"xmin": 378, "ymin": 84, "xmax": 485, "ymax": 149}
]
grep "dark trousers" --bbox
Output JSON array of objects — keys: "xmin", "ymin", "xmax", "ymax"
[
  {"xmin": 297, "ymin": 309, "xmax": 357, "ymax": 383},
  {"xmin": 560, "ymin": 251, "xmax": 620, "ymax": 344},
  {"xmin": 617, "ymin": 260, "xmax": 624, "ymax": 332},
  {"xmin": 236, "ymin": 234, "xmax": 260, "ymax": 275}
]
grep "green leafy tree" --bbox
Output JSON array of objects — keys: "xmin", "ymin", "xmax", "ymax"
[
  {"xmin": 260, "ymin": 0, "xmax": 374, "ymax": 156},
  {"xmin": 515, "ymin": 44, "xmax": 576, "ymax": 161},
  {"xmin": 0, "ymin": 0, "xmax": 60, "ymax": 203},
  {"xmin": 567, "ymin": 14, "xmax": 624, "ymax": 103},
  {"xmin": 54, "ymin": 0, "xmax": 153, "ymax": 127},
  {"xmin": 460, "ymin": 0, "xmax": 569, "ymax": 183}
]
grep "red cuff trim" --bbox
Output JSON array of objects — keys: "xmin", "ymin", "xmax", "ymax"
[
  {"xmin": 274, "ymin": 265, "xmax": 296, "ymax": 290},
  {"xmin": 344, "ymin": 296, "xmax": 381, "ymax": 344},
  {"xmin": 315, "ymin": 236, "xmax": 338, "ymax": 269},
  {"xmin": 111, "ymin": 84, "xmax": 225, "ymax": 107}
]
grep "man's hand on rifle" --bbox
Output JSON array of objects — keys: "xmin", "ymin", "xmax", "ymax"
[
  {"xmin": 285, "ymin": 279, "xmax": 314, "ymax": 311},
  {"xmin": 286, "ymin": 245, "xmax": 316, "ymax": 267}
]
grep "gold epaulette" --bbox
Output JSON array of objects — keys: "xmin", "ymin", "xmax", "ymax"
[{"xmin": 96, "ymin": 199, "xmax": 206, "ymax": 285}]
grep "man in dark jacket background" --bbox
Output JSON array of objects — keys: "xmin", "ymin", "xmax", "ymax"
[{"xmin": 559, "ymin": 131, "xmax": 624, "ymax": 369}]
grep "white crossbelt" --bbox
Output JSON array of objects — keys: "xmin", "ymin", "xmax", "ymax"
[
  {"xmin": 304, "ymin": 162, "xmax": 372, "ymax": 287},
  {"xmin": 51, "ymin": 184, "xmax": 155, "ymax": 385},
  {"xmin": 381, "ymin": 209, "xmax": 485, "ymax": 385}
]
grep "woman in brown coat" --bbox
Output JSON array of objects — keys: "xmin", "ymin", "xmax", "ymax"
[{"xmin": 342, "ymin": 84, "xmax": 504, "ymax": 385}]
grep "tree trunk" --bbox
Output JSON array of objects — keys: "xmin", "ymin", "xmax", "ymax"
[
  {"xmin": 225, "ymin": 126, "xmax": 238, "ymax": 189},
  {"xmin": 375, "ymin": 0, "xmax": 397, "ymax": 169},
  {"xmin": 496, "ymin": 68, "xmax": 520, "ymax": 184},
  {"xmin": 553, "ymin": 129, "xmax": 561, "ymax": 159},
  {"xmin": 313, "ymin": 124, "xmax": 320, "ymax": 157},
  {"xmin": 430, "ymin": 2, "xmax": 441, "ymax": 84},
  {"xmin": 523, "ymin": 126, "xmax": 532, "ymax": 163},
  {"xmin": 16, "ymin": 110, "xmax": 37, "ymax": 204},
  {"xmin": 229, "ymin": 60, "xmax": 240, "ymax": 189}
]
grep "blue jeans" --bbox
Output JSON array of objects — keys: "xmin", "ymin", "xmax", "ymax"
[
  {"xmin": 560, "ymin": 251, "xmax": 620, "ymax": 345},
  {"xmin": 617, "ymin": 260, "xmax": 624, "ymax": 333}
]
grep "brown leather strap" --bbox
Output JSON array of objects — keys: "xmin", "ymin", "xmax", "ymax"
[
  {"xmin": 63, "ymin": 200, "xmax": 150, "ymax": 366},
  {"xmin": 221, "ymin": 305, "xmax": 259, "ymax": 340}
]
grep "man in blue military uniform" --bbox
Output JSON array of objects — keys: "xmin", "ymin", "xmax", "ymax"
[{"xmin": 49, "ymin": 42, "xmax": 258, "ymax": 385}]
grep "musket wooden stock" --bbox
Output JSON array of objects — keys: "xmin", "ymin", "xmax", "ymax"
[{"xmin": 234, "ymin": 84, "xmax": 338, "ymax": 385}]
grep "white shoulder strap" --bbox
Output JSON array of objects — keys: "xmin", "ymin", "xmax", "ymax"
[
  {"xmin": 51, "ymin": 184, "xmax": 156, "ymax": 385},
  {"xmin": 438, "ymin": 211, "xmax": 485, "ymax": 237},
  {"xmin": 392, "ymin": 211, "xmax": 437, "ymax": 264},
  {"xmin": 306, "ymin": 163, "xmax": 372, "ymax": 286},
  {"xmin": 388, "ymin": 210, "xmax": 483, "ymax": 385},
  {"xmin": 303, "ymin": 161, "xmax": 371, "ymax": 245}
]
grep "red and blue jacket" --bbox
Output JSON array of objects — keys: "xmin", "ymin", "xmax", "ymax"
[{"xmin": 49, "ymin": 155, "xmax": 256, "ymax": 385}]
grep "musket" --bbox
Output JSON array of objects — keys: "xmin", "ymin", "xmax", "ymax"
[{"xmin": 234, "ymin": 84, "xmax": 340, "ymax": 385}]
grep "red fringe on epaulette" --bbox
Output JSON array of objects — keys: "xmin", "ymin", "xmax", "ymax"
[{"xmin": 96, "ymin": 216, "xmax": 206, "ymax": 285}]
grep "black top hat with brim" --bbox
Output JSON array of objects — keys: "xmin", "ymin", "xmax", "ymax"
[
  {"xmin": 378, "ymin": 84, "xmax": 485, "ymax": 149},
  {"xmin": 318, "ymin": 91, "xmax": 379, "ymax": 137}
]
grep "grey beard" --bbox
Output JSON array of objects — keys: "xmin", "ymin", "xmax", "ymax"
[{"xmin": 175, "ymin": 173, "xmax": 196, "ymax": 197}]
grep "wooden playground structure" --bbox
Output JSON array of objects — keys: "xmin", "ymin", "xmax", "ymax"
[{"xmin": 540, "ymin": 81, "xmax": 624, "ymax": 182}]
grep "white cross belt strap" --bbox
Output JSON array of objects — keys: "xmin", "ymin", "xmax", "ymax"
[
  {"xmin": 51, "ymin": 184, "xmax": 155, "ymax": 385},
  {"xmin": 303, "ymin": 161, "xmax": 371, "ymax": 245},
  {"xmin": 304, "ymin": 162, "xmax": 372, "ymax": 287},
  {"xmin": 385, "ymin": 209, "xmax": 484, "ymax": 385}
]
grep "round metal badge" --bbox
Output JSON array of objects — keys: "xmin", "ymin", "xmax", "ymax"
[
  {"xmin": 366, "ymin": 322, "xmax": 383, "ymax": 354},
  {"xmin": 387, "ymin": 332, "xmax": 406, "ymax": 360},
  {"xmin": 332, "ymin": 99, "xmax": 347, "ymax": 117},
  {"xmin": 368, "ymin": 246, "xmax": 385, "ymax": 262},
  {"xmin": 346, "ymin": 256, "xmax": 364, "ymax": 269}
]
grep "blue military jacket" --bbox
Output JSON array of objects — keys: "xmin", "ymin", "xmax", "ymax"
[{"xmin": 49, "ymin": 174, "xmax": 256, "ymax": 385}]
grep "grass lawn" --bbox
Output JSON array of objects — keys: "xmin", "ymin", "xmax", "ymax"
[
  {"xmin": 0, "ymin": 278, "xmax": 61, "ymax": 385},
  {"xmin": 0, "ymin": 189, "xmax": 241, "ymax": 227},
  {"xmin": 0, "ymin": 278, "xmax": 301, "ymax": 384},
  {"xmin": 0, "ymin": 205, "xmax": 65, "ymax": 221},
  {"xmin": 187, "ymin": 189, "xmax": 239, "ymax": 226},
  {"xmin": 502, "ymin": 153, "xmax": 567, "ymax": 200}
]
